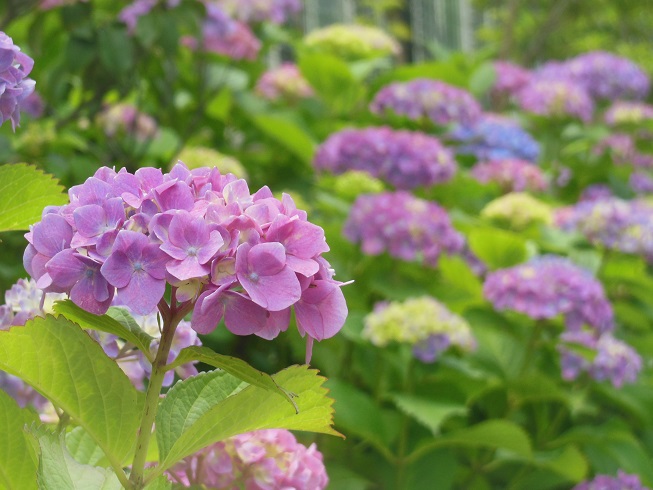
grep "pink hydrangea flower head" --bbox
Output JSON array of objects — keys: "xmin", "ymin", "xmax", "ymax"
[
  {"xmin": 516, "ymin": 78, "xmax": 594, "ymax": 122},
  {"xmin": 492, "ymin": 60, "xmax": 532, "ymax": 97},
  {"xmin": 255, "ymin": 63, "xmax": 314, "ymax": 102},
  {"xmin": 167, "ymin": 429, "xmax": 328, "ymax": 489},
  {"xmin": 0, "ymin": 32, "xmax": 35, "ymax": 130},
  {"xmin": 471, "ymin": 159, "xmax": 548, "ymax": 193}
]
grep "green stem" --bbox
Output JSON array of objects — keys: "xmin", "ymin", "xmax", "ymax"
[{"xmin": 128, "ymin": 299, "xmax": 187, "ymax": 489}]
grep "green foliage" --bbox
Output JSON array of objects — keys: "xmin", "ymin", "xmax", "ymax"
[
  {"xmin": 0, "ymin": 164, "xmax": 67, "ymax": 232},
  {"xmin": 0, "ymin": 390, "xmax": 39, "ymax": 490},
  {"xmin": 0, "ymin": 315, "xmax": 143, "ymax": 465}
]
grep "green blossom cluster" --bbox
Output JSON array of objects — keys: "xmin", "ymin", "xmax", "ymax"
[{"xmin": 482, "ymin": 192, "xmax": 553, "ymax": 229}]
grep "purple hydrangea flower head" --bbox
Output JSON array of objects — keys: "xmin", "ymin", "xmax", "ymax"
[
  {"xmin": 483, "ymin": 255, "xmax": 614, "ymax": 333},
  {"xmin": 25, "ymin": 164, "xmax": 347, "ymax": 360},
  {"xmin": 471, "ymin": 159, "xmax": 548, "ymax": 193},
  {"xmin": 556, "ymin": 197, "xmax": 653, "ymax": 260},
  {"xmin": 370, "ymin": 79, "xmax": 482, "ymax": 127},
  {"xmin": 573, "ymin": 471, "xmax": 651, "ymax": 490},
  {"xmin": 167, "ymin": 429, "xmax": 329, "ymax": 489},
  {"xmin": 593, "ymin": 133, "xmax": 653, "ymax": 168},
  {"xmin": 255, "ymin": 63, "xmax": 314, "ymax": 102},
  {"xmin": 21, "ymin": 91, "xmax": 44, "ymax": 118},
  {"xmin": 344, "ymin": 191, "xmax": 466, "ymax": 267},
  {"xmin": 605, "ymin": 101, "xmax": 653, "ymax": 126},
  {"xmin": 304, "ymin": 24, "xmax": 401, "ymax": 60},
  {"xmin": 559, "ymin": 331, "xmax": 642, "ymax": 388},
  {"xmin": 449, "ymin": 114, "xmax": 540, "ymax": 162},
  {"xmin": 630, "ymin": 171, "xmax": 653, "ymax": 194},
  {"xmin": 516, "ymin": 78, "xmax": 594, "ymax": 122},
  {"xmin": 97, "ymin": 103, "xmax": 158, "ymax": 142},
  {"xmin": 314, "ymin": 126, "xmax": 457, "ymax": 190},
  {"xmin": 183, "ymin": 4, "xmax": 261, "ymax": 61},
  {"xmin": 565, "ymin": 51, "xmax": 650, "ymax": 101},
  {"xmin": 0, "ymin": 32, "xmax": 35, "ymax": 130},
  {"xmin": 579, "ymin": 184, "xmax": 614, "ymax": 202},
  {"xmin": 492, "ymin": 60, "xmax": 532, "ymax": 97},
  {"xmin": 363, "ymin": 296, "xmax": 476, "ymax": 363},
  {"xmin": 217, "ymin": 0, "xmax": 302, "ymax": 24}
]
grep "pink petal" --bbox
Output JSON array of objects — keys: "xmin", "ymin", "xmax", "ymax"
[
  {"xmin": 223, "ymin": 292, "xmax": 268, "ymax": 335},
  {"xmin": 295, "ymin": 280, "xmax": 348, "ymax": 341}
]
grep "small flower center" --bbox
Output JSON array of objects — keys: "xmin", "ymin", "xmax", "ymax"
[
  {"xmin": 187, "ymin": 246, "xmax": 198, "ymax": 257},
  {"xmin": 133, "ymin": 261, "xmax": 144, "ymax": 272},
  {"xmin": 249, "ymin": 272, "xmax": 259, "ymax": 282}
]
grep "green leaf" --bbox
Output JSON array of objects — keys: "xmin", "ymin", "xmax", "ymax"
[
  {"xmin": 66, "ymin": 428, "xmax": 106, "ymax": 467},
  {"xmin": 435, "ymin": 420, "xmax": 532, "ymax": 458},
  {"xmin": 0, "ymin": 390, "xmax": 39, "ymax": 490},
  {"xmin": 144, "ymin": 475, "xmax": 172, "ymax": 490},
  {"xmin": 98, "ymin": 27, "xmax": 133, "ymax": 75},
  {"xmin": 0, "ymin": 316, "xmax": 143, "ymax": 464},
  {"xmin": 154, "ymin": 365, "xmax": 339, "ymax": 472},
  {"xmin": 53, "ymin": 300, "xmax": 155, "ymax": 360},
  {"xmin": 168, "ymin": 345, "xmax": 297, "ymax": 409},
  {"xmin": 206, "ymin": 88, "xmax": 232, "ymax": 122},
  {"xmin": 468, "ymin": 227, "xmax": 528, "ymax": 270},
  {"xmin": 389, "ymin": 393, "xmax": 466, "ymax": 435},
  {"xmin": 468, "ymin": 61, "xmax": 496, "ymax": 97},
  {"xmin": 535, "ymin": 445, "xmax": 587, "ymax": 482},
  {"xmin": 251, "ymin": 114, "xmax": 316, "ymax": 165},
  {"xmin": 379, "ymin": 62, "xmax": 468, "ymax": 88},
  {"xmin": 0, "ymin": 164, "xmax": 67, "ymax": 232},
  {"xmin": 28, "ymin": 426, "xmax": 121, "ymax": 490}
]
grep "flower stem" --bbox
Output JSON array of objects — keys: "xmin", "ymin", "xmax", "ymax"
[{"xmin": 128, "ymin": 303, "xmax": 184, "ymax": 489}]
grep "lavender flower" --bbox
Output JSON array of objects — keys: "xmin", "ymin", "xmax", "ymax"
[
  {"xmin": 304, "ymin": 24, "xmax": 400, "ymax": 60},
  {"xmin": 579, "ymin": 184, "xmax": 613, "ymax": 202},
  {"xmin": 605, "ymin": 101, "xmax": 653, "ymax": 126},
  {"xmin": 471, "ymin": 159, "xmax": 548, "ymax": 193},
  {"xmin": 559, "ymin": 331, "xmax": 642, "ymax": 388},
  {"xmin": 363, "ymin": 297, "xmax": 476, "ymax": 363},
  {"xmin": 370, "ymin": 79, "xmax": 482, "ymax": 127},
  {"xmin": 217, "ymin": 0, "xmax": 302, "ymax": 24},
  {"xmin": 565, "ymin": 51, "xmax": 650, "ymax": 101},
  {"xmin": 516, "ymin": 78, "xmax": 594, "ymax": 122},
  {"xmin": 593, "ymin": 134, "xmax": 653, "ymax": 168},
  {"xmin": 183, "ymin": 4, "xmax": 261, "ymax": 61},
  {"xmin": 0, "ymin": 32, "xmax": 35, "ymax": 130},
  {"xmin": 97, "ymin": 103, "xmax": 158, "ymax": 142},
  {"xmin": 630, "ymin": 171, "xmax": 653, "ymax": 194},
  {"xmin": 24, "ymin": 164, "xmax": 347, "ymax": 361},
  {"xmin": 449, "ymin": 115, "xmax": 540, "ymax": 162},
  {"xmin": 167, "ymin": 429, "xmax": 328, "ymax": 489},
  {"xmin": 21, "ymin": 91, "xmax": 44, "ymax": 118},
  {"xmin": 314, "ymin": 127, "xmax": 456, "ymax": 190},
  {"xmin": 344, "ymin": 191, "xmax": 465, "ymax": 267},
  {"xmin": 492, "ymin": 60, "xmax": 532, "ymax": 97},
  {"xmin": 483, "ymin": 256, "xmax": 614, "ymax": 333},
  {"xmin": 573, "ymin": 471, "xmax": 651, "ymax": 490},
  {"xmin": 556, "ymin": 197, "xmax": 653, "ymax": 260},
  {"xmin": 255, "ymin": 63, "xmax": 314, "ymax": 102}
]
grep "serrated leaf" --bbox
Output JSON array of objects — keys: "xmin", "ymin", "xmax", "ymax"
[
  {"xmin": 54, "ymin": 300, "xmax": 155, "ymax": 360},
  {"xmin": 66, "ymin": 428, "xmax": 106, "ymax": 467},
  {"xmin": 0, "ymin": 315, "xmax": 143, "ymax": 464},
  {"xmin": 0, "ymin": 389, "xmax": 39, "ymax": 490},
  {"xmin": 428, "ymin": 420, "xmax": 533, "ymax": 458},
  {"xmin": 153, "ymin": 365, "xmax": 339, "ymax": 474},
  {"xmin": 389, "ymin": 394, "xmax": 466, "ymax": 435},
  {"xmin": 166, "ymin": 345, "xmax": 296, "ymax": 409},
  {"xmin": 0, "ymin": 164, "xmax": 67, "ymax": 232},
  {"xmin": 28, "ymin": 426, "xmax": 121, "ymax": 490}
]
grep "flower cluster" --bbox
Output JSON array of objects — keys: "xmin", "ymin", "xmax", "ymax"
[
  {"xmin": 97, "ymin": 103, "xmax": 158, "ymax": 142},
  {"xmin": 605, "ymin": 101, "xmax": 653, "ymax": 126},
  {"xmin": 182, "ymin": 4, "xmax": 261, "ymax": 61},
  {"xmin": 344, "ymin": 191, "xmax": 465, "ymax": 267},
  {"xmin": 471, "ymin": 159, "xmax": 548, "ymax": 193},
  {"xmin": 573, "ymin": 471, "xmax": 650, "ymax": 490},
  {"xmin": 304, "ymin": 24, "xmax": 400, "ymax": 60},
  {"xmin": 331, "ymin": 170, "xmax": 385, "ymax": 201},
  {"xmin": 363, "ymin": 296, "xmax": 476, "ymax": 363},
  {"xmin": 255, "ymin": 63, "xmax": 314, "ymax": 102},
  {"xmin": 483, "ymin": 256, "xmax": 614, "ymax": 333},
  {"xmin": 556, "ymin": 197, "xmax": 653, "ymax": 260},
  {"xmin": 167, "ymin": 429, "xmax": 329, "ymax": 489},
  {"xmin": 314, "ymin": 127, "xmax": 456, "ymax": 190},
  {"xmin": 218, "ymin": 0, "xmax": 302, "ymax": 24},
  {"xmin": 559, "ymin": 331, "xmax": 642, "ymax": 388},
  {"xmin": 449, "ymin": 115, "xmax": 540, "ymax": 162},
  {"xmin": 0, "ymin": 32, "xmax": 36, "ymax": 130},
  {"xmin": 516, "ymin": 78, "xmax": 594, "ymax": 122},
  {"xmin": 565, "ymin": 51, "xmax": 650, "ymax": 101},
  {"xmin": 24, "ymin": 164, "xmax": 347, "ymax": 360},
  {"xmin": 579, "ymin": 184, "xmax": 613, "ymax": 202},
  {"xmin": 492, "ymin": 60, "xmax": 532, "ymax": 97},
  {"xmin": 174, "ymin": 146, "xmax": 247, "ymax": 178},
  {"xmin": 370, "ymin": 79, "xmax": 482, "ymax": 127},
  {"xmin": 593, "ymin": 134, "xmax": 653, "ymax": 168},
  {"xmin": 481, "ymin": 192, "xmax": 553, "ymax": 230}
]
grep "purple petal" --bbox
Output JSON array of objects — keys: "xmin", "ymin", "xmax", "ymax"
[
  {"xmin": 32, "ymin": 213, "xmax": 73, "ymax": 257},
  {"xmin": 285, "ymin": 255, "xmax": 319, "ymax": 277},
  {"xmin": 73, "ymin": 204, "xmax": 106, "ymax": 237},
  {"xmin": 166, "ymin": 256, "xmax": 210, "ymax": 281},
  {"xmin": 295, "ymin": 280, "xmax": 347, "ymax": 341},
  {"xmin": 46, "ymin": 249, "xmax": 85, "ymax": 288},
  {"xmin": 268, "ymin": 216, "xmax": 329, "ymax": 258},
  {"xmin": 141, "ymin": 243, "xmax": 169, "ymax": 280},
  {"xmin": 256, "ymin": 308, "xmax": 291, "ymax": 340},
  {"xmin": 101, "ymin": 250, "xmax": 133, "ymax": 288},
  {"xmin": 246, "ymin": 242, "xmax": 287, "ymax": 276},
  {"xmin": 70, "ymin": 276, "xmax": 113, "ymax": 315},
  {"xmin": 117, "ymin": 271, "xmax": 165, "ymax": 315},
  {"xmin": 223, "ymin": 292, "xmax": 268, "ymax": 335},
  {"xmin": 191, "ymin": 288, "xmax": 225, "ymax": 334}
]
